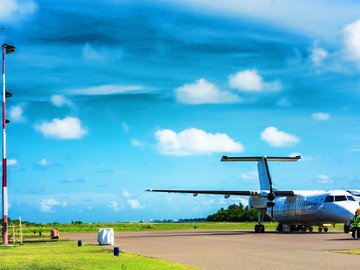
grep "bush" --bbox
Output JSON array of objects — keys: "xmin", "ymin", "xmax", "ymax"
[{"xmin": 207, "ymin": 203, "xmax": 262, "ymax": 222}]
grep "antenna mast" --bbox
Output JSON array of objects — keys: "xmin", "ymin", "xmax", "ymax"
[{"xmin": 2, "ymin": 27, "xmax": 15, "ymax": 245}]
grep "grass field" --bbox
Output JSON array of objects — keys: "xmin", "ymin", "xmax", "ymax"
[
  {"xmin": 12, "ymin": 221, "xmax": 336, "ymax": 233},
  {"xmin": 0, "ymin": 240, "xmax": 198, "ymax": 270},
  {"xmin": 335, "ymin": 249, "xmax": 360, "ymax": 255},
  {"xmin": 5, "ymin": 221, "xmax": 347, "ymax": 239},
  {"xmin": 24, "ymin": 221, "xmax": 266, "ymax": 233},
  {"xmin": 15, "ymin": 221, "xmax": 348, "ymax": 235}
]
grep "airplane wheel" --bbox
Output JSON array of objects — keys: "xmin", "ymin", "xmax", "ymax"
[
  {"xmin": 255, "ymin": 225, "xmax": 260, "ymax": 233},
  {"xmin": 301, "ymin": 226, "xmax": 306, "ymax": 232},
  {"xmin": 324, "ymin": 227, "xmax": 328, "ymax": 232},
  {"xmin": 309, "ymin": 227, "xmax": 313, "ymax": 232},
  {"xmin": 260, "ymin": 225, "xmax": 265, "ymax": 233},
  {"xmin": 276, "ymin": 224, "xmax": 283, "ymax": 232},
  {"xmin": 318, "ymin": 227, "xmax": 323, "ymax": 233}
]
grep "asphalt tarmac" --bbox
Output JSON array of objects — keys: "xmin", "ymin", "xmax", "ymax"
[{"xmin": 63, "ymin": 229, "xmax": 360, "ymax": 270}]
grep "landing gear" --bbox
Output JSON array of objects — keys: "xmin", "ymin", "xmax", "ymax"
[
  {"xmin": 303, "ymin": 226, "xmax": 313, "ymax": 232},
  {"xmin": 297, "ymin": 226, "xmax": 313, "ymax": 232},
  {"xmin": 344, "ymin": 221, "xmax": 352, "ymax": 233},
  {"xmin": 255, "ymin": 224, "xmax": 265, "ymax": 233},
  {"xmin": 254, "ymin": 208, "xmax": 267, "ymax": 233},
  {"xmin": 317, "ymin": 226, "xmax": 328, "ymax": 233},
  {"xmin": 276, "ymin": 224, "xmax": 314, "ymax": 232}
]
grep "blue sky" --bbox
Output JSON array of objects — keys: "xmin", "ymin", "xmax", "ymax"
[{"xmin": 1, "ymin": 0, "xmax": 360, "ymax": 223}]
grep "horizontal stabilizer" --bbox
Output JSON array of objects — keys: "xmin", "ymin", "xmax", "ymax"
[{"xmin": 221, "ymin": 156, "xmax": 301, "ymax": 162}]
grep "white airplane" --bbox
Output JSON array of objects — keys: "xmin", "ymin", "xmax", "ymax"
[{"xmin": 148, "ymin": 155, "xmax": 360, "ymax": 233}]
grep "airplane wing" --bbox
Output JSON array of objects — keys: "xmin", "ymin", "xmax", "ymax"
[{"xmin": 146, "ymin": 189, "xmax": 294, "ymax": 197}]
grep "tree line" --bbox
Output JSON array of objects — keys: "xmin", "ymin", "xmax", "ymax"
[{"xmin": 207, "ymin": 203, "xmax": 270, "ymax": 222}]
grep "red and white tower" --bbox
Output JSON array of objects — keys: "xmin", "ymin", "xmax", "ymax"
[{"xmin": 1, "ymin": 27, "xmax": 15, "ymax": 245}]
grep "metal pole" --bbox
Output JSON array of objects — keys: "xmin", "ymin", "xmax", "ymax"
[
  {"xmin": 1, "ymin": 27, "xmax": 8, "ymax": 245},
  {"xmin": 19, "ymin": 216, "xmax": 23, "ymax": 244}
]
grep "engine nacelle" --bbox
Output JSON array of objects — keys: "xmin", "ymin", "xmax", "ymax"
[{"xmin": 249, "ymin": 196, "xmax": 274, "ymax": 209}]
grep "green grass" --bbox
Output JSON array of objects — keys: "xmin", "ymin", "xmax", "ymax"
[
  {"xmin": 334, "ymin": 249, "xmax": 360, "ymax": 255},
  {"xmin": 10, "ymin": 221, "xmax": 347, "ymax": 237},
  {"xmin": 18, "ymin": 222, "xmax": 278, "ymax": 234},
  {"xmin": 0, "ymin": 241, "xmax": 199, "ymax": 270}
]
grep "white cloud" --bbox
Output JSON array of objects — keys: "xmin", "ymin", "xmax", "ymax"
[
  {"xmin": 312, "ymin": 112, "xmax": 330, "ymax": 121},
  {"xmin": 343, "ymin": 19, "xmax": 360, "ymax": 64},
  {"xmin": 107, "ymin": 200, "xmax": 121, "ymax": 212},
  {"xmin": 0, "ymin": 0, "xmax": 37, "ymax": 22},
  {"xmin": 121, "ymin": 122, "xmax": 129, "ymax": 133},
  {"xmin": 122, "ymin": 191, "xmax": 143, "ymax": 209},
  {"xmin": 9, "ymin": 105, "xmax": 25, "ymax": 122},
  {"xmin": 131, "ymin": 139, "xmax": 144, "ymax": 147},
  {"xmin": 35, "ymin": 116, "xmax": 87, "ymax": 140},
  {"xmin": 71, "ymin": 84, "xmax": 146, "ymax": 95},
  {"xmin": 240, "ymin": 171, "xmax": 258, "ymax": 180},
  {"xmin": 309, "ymin": 42, "xmax": 328, "ymax": 66},
  {"xmin": 166, "ymin": 0, "xmax": 358, "ymax": 40},
  {"xmin": 39, "ymin": 198, "xmax": 66, "ymax": 213},
  {"xmin": 290, "ymin": 152, "xmax": 301, "ymax": 158},
  {"xmin": 228, "ymin": 69, "xmax": 281, "ymax": 92},
  {"xmin": 61, "ymin": 177, "xmax": 85, "ymax": 183},
  {"xmin": 277, "ymin": 97, "xmax": 293, "ymax": 107},
  {"xmin": 175, "ymin": 78, "xmax": 241, "ymax": 104},
  {"xmin": 50, "ymin": 95, "xmax": 73, "ymax": 107},
  {"xmin": 38, "ymin": 158, "xmax": 49, "ymax": 167},
  {"xmin": 261, "ymin": 126, "xmax": 299, "ymax": 147},
  {"xmin": 82, "ymin": 42, "xmax": 105, "ymax": 61},
  {"xmin": 155, "ymin": 128, "xmax": 244, "ymax": 156},
  {"xmin": 289, "ymin": 152, "xmax": 313, "ymax": 161},
  {"xmin": 123, "ymin": 190, "xmax": 131, "ymax": 198},
  {"xmin": 7, "ymin": 158, "xmax": 21, "ymax": 171},
  {"xmin": 127, "ymin": 198, "xmax": 143, "ymax": 209},
  {"xmin": 7, "ymin": 158, "xmax": 18, "ymax": 166},
  {"xmin": 316, "ymin": 174, "xmax": 332, "ymax": 184}
]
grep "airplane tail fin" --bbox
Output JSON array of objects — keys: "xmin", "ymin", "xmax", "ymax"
[
  {"xmin": 257, "ymin": 157, "xmax": 271, "ymax": 191},
  {"xmin": 221, "ymin": 155, "xmax": 301, "ymax": 191}
]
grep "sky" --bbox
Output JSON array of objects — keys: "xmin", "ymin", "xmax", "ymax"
[{"xmin": 1, "ymin": 0, "xmax": 360, "ymax": 223}]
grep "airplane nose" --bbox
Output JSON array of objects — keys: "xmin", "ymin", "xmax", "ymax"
[{"xmin": 339, "ymin": 204, "xmax": 357, "ymax": 220}]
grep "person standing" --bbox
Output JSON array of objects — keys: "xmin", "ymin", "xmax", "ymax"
[{"xmin": 352, "ymin": 209, "xmax": 360, "ymax": 240}]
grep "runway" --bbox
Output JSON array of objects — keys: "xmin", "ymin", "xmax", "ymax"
[{"xmin": 63, "ymin": 229, "xmax": 360, "ymax": 270}]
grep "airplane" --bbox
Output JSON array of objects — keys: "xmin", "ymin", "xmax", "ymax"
[{"xmin": 147, "ymin": 155, "xmax": 360, "ymax": 233}]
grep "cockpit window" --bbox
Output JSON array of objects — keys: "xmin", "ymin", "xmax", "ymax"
[
  {"xmin": 346, "ymin": 196, "xmax": 355, "ymax": 201},
  {"xmin": 324, "ymin": 196, "xmax": 334, "ymax": 202},
  {"xmin": 335, "ymin": 195, "xmax": 347, "ymax": 202}
]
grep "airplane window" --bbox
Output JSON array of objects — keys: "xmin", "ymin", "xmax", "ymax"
[
  {"xmin": 324, "ymin": 196, "xmax": 334, "ymax": 202},
  {"xmin": 335, "ymin": 196, "xmax": 347, "ymax": 202},
  {"xmin": 346, "ymin": 196, "xmax": 355, "ymax": 201}
]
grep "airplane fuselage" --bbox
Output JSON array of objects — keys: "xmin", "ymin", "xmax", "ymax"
[{"xmin": 267, "ymin": 190, "xmax": 358, "ymax": 225}]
